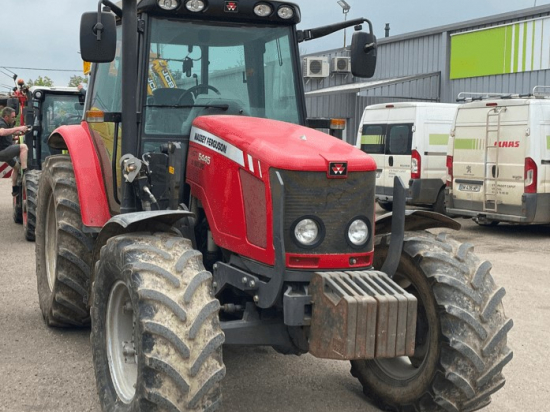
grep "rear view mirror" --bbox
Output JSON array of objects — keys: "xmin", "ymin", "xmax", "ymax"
[
  {"xmin": 350, "ymin": 31, "xmax": 377, "ymax": 78},
  {"xmin": 80, "ymin": 12, "xmax": 116, "ymax": 63}
]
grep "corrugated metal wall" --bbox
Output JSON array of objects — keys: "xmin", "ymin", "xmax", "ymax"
[{"xmin": 303, "ymin": 5, "xmax": 550, "ymax": 142}]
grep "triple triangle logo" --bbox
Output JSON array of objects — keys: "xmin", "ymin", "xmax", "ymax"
[{"xmin": 328, "ymin": 162, "xmax": 348, "ymax": 178}]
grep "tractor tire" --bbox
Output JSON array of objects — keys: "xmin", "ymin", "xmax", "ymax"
[
  {"xmin": 35, "ymin": 155, "xmax": 94, "ymax": 327},
  {"xmin": 351, "ymin": 231, "xmax": 513, "ymax": 412},
  {"xmin": 91, "ymin": 232, "xmax": 225, "ymax": 412},
  {"xmin": 23, "ymin": 170, "xmax": 41, "ymax": 241},
  {"xmin": 13, "ymin": 183, "xmax": 22, "ymax": 224},
  {"xmin": 377, "ymin": 199, "xmax": 393, "ymax": 212}
]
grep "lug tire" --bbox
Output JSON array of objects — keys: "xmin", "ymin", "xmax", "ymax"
[
  {"xmin": 35, "ymin": 155, "xmax": 94, "ymax": 327},
  {"xmin": 92, "ymin": 232, "xmax": 225, "ymax": 412},
  {"xmin": 351, "ymin": 231, "xmax": 513, "ymax": 412},
  {"xmin": 23, "ymin": 170, "xmax": 41, "ymax": 241},
  {"xmin": 13, "ymin": 182, "xmax": 22, "ymax": 224}
]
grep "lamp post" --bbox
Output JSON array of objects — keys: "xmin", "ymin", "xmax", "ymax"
[{"xmin": 337, "ymin": 0, "xmax": 351, "ymax": 48}]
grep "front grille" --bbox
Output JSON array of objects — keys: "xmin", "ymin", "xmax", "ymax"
[{"xmin": 272, "ymin": 170, "xmax": 375, "ymax": 254}]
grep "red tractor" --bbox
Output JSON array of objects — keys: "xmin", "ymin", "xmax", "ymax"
[{"xmin": 35, "ymin": 1, "xmax": 512, "ymax": 411}]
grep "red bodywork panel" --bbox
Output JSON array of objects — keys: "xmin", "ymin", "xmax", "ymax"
[
  {"xmin": 52, "ymin": 124, "xmax": 111, "ymax": 227},
  {"xmin": 187, "ymin": 115, "xmax": 377, "ymax": 267}
]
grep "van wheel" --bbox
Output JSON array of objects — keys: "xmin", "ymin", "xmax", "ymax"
[
  {"xmin": 377, "ymin": 200, "xmax": 393, "ymax": 212},
  {"xmin": 433, "ymin": 189, "xmax": 446, "ymax": 214},
  {"xmin": 92, "ymin": 232, "xmax": 225, "ymax": 412},
  {"xmin": 351, "ymin": 232, "xmax": 513, "ymax": 412},
  {"xmin": 473, "ymin": 217, "xmax": 499, "ymax": 227}
]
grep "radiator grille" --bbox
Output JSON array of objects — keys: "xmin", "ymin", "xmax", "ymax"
[{"xmin": 272, "ymin": 170, "xmax": 375, "ymax": 254}]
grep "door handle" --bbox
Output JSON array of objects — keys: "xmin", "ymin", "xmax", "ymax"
[{"xmin": 389, "ymin": 156, "xmax": 394, "ymax": 167}]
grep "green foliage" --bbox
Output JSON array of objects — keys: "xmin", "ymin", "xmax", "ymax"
[
  {"xmin": 68, "ymin": 75, "xmax": 88, "ymax": 88},
  {"xmin": 27, "ymin": 76, "xmax": 54, "ymax": 87}
]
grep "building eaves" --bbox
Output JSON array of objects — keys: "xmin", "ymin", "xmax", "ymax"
[{"xmin": 378, "ymin": 4, "xmax": 550, "ymax": 44}]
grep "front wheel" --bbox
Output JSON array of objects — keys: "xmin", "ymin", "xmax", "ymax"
[
  {"xmin": 91, "ymin": 232, "xmax": 225, "ymax": 412},
  {"xmin": 351, "ymin": 231, "xmax": 513, "ymax": 412}
]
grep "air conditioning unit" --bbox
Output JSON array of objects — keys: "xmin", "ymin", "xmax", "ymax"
[
  {"xmin": 304, "ymin": 57, "xmax": 329, "ymax": 78},
  {"xmin": 332, "ymin": 57, "xmax": 351, "ymax": 73}
]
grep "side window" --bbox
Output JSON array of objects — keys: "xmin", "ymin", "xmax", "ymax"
[
  {"xmin": 360, "ymin": 124, "xmax": 386, "ymax": 154},
  {"xmin": 88, "ymin": 28, "xmax": 123, "ymax": 113},
  {"xmin": 387, "ymin": 124, "xmax": 413, "ymax": 155}
]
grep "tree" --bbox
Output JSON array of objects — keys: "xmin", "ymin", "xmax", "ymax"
[
  {"xmin": 27, "ymin": 76, "xmax": 54, "ymax": 87},
  {"xmin": 68, "ymin": 75, "xmax": 88, "ymax": 88}
]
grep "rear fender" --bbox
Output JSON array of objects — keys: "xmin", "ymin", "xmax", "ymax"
[
  {"xmin": 89, "ymin": 210, "xmax": 194, "ymax": 306},
  {"xmin": 48, "ymin": 125, "xmax": 110, "ymax": 227}
]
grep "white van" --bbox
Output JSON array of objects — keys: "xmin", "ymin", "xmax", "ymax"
[
  {"xmin": 446, "ymin": 95, "xmax": 550, "ymax": 225},
  {"xmin": 356, "ymin": 102, "xmax": 458, "ymax": 213}
]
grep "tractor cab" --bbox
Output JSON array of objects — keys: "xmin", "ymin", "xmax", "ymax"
[{"xmin": 79, "ymin": 0, "xmax": 377, "ymax": 214}]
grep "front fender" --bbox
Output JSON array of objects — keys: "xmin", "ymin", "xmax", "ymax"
[
  {"xmin": 48, "ymin": 124, "xmax": 110, "ymax": 227},
  {"xmin": 89, "ymin": 210, "xmax": 194, "ymax": 306},
  {"xmin": 375, "ymin": 210, "xmax": 461, "ymax": 236}
]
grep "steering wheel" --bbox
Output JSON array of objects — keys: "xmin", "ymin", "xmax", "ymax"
[{"xmin": 177, "ymin": 84, "xmax": 221, "ymax": 105}]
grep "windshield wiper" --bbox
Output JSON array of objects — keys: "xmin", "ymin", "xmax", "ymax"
[{"xmin": 147, "ymin": 103, "xmax": 229, "ymax": 110}]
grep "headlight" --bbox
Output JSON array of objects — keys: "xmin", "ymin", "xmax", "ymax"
[
  {"xmin": 254, "ymin": 3, "xmax": 273, "ymax": 17},
  {"xmin": 347, "ymin": 218, "xmax": 369, "ymax": 247},
  {"xmin": 277, "ymin": 5, "xmax": 294, "ymax": 19},
  {"xmin": 158, "ymin": 0, "xmax": 180, "ymax": 10},
  {"xmin": 293, "ymin": 218, "xmax": 323, "ymax": 247},
  {"xmin": 184, "ymin": 0, "xmax": 204, "ymax": 12}
]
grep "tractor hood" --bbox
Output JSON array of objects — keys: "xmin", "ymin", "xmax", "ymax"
[{"xmin": 191, "ymin": 115, "xmax": 376, "ymax": 172}]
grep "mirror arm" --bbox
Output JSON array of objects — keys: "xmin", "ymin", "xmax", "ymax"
[
  {"xmin": 297, "ymin": 18, "xmax": 373, "ymax": 43},
  {"xmin": 93, "ymin": 0, "xmax": 122, "ymax": 41}
]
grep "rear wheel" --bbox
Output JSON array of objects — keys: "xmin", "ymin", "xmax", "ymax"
[
  {"xmin": 351, "ymin": 231, "xmax": 513, "ymax": 412},
  {"xmin": 35, "ymin": 155, "xmax": 94, "ymax": 327},
  {"xmin": 92, "ymin": 232, "xmax": 225, "ymax": 412},
  {"xmin": 23, "ymin": 170, "xmax": 41, "ymax": 241}
]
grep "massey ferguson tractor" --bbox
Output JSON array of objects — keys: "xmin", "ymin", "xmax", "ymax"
[
  {"xmin": 12, "ymin": 86, "xmax": 85, "ymax": 240},
  {"xmin": 34, "ymin": 1, "xmax": 512, "ymax": 411}
]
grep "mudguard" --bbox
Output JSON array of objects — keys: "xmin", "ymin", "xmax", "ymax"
[
  {"xmin": 375, "ymin": 210, "xmax": 461, "ymax": 235},
  {"xmin": 88, "ymin": 210, "xmax": 194, "ymax": 305},
  {"xmin": 48, "ymin": 124, "xmax": 110, "ymax": 228}
]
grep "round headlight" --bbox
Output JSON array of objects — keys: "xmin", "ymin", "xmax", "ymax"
[
  {"xmin": 34, "ymin": 91, "xmax": 43, "ymax": 99},
  {"xmin": 277, "ymin": 5, "xmax": 294, "ymax": 19},
  {"xmin": 158, "ymin": 0, "xmax": 179, "ymax": 10},
  {"xmin": 185, "ymin": 0, "xmax": 205, "ymax": 12},
  {"xmin": 348, "ymin": 219, "xmax": 369, "ymax": 246},
  {"xmin": 254, "ymin": 3, "xmax": 273, "ymax": 17},
  {"xmin": 294, "ymin": 218, "xmax": 320, "ymax": 246}
]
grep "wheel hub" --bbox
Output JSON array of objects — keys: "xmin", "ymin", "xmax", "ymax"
[
  {"xmin": 44, "ymin": 193, "xmax": 57, "ymax": 292},
  {"xmin": 106, "ymin": 281, "xmax": 137, "ymax": 403}
]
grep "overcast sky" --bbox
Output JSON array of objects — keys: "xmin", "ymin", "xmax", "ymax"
[{"xmin": 1, "ymin": 0, "xmax": 549, "ymax": 88}]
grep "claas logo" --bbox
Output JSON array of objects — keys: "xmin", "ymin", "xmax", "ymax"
[{"xmin": 494, "ymin": 141, "xmax": 520, "ymax": 148}]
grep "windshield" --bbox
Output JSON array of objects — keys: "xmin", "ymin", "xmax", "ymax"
[
  {"xmin": 143, "ymin": 18, "xmax": 301, "ymax": 137},
  {"xmin": 38, "ymin": 93, "xmax": 83, "ymax": 159}
]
